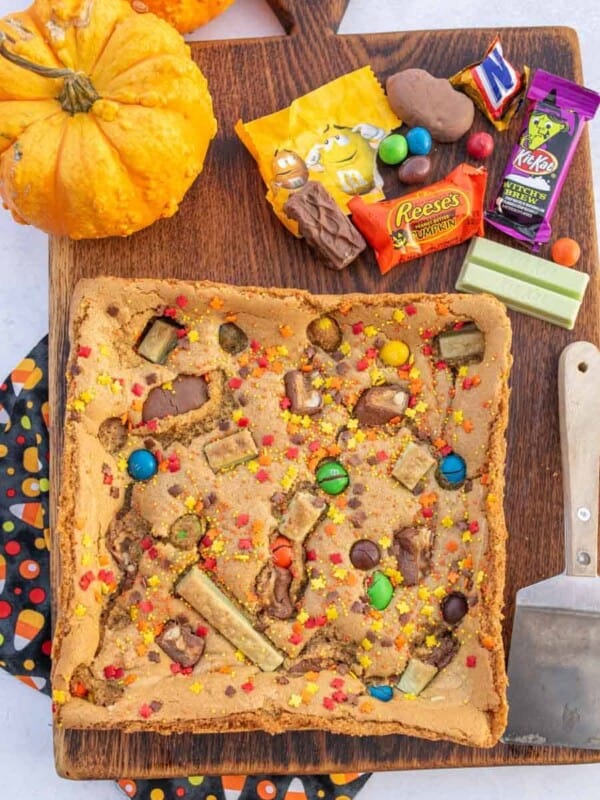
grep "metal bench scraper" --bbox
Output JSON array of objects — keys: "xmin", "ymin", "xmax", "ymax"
[{"xmin": 504, "ymin": 341, "xmax": 600, "ymax": 748}]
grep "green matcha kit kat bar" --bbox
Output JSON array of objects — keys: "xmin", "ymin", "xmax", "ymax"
[{"xmin": 456, "ymin": 236, "xmax": 589, "ymax": 329}]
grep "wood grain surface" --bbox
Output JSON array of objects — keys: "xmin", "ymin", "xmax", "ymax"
[{"xmin": 50, "ymin": 0, "xmax": 600, "ymax": 778}]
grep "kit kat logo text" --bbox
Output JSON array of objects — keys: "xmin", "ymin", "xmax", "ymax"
[{"xmin": 513, "ymin": 147, "xmax": 558, "ymax": 176}]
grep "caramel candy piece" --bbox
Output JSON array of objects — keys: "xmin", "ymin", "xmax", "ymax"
[
  {"xmin": 156, "ymin": 620, "xmax": 206, "ymax": 667},
  {"xmin": 177, "ymin": 567, "xmax": 283, "ymax": 671},
  {"xmin": 392, "ymin": 442, "xmax": 436, "ymax": 490},
  {"xmin": 284, "ymin": 370, "xmax": 322, "ymax": 416},
  {"xmin": 137, "ymin": 318, "xmax": 180, "ymax": 364},
  {"xmin": 279, "ymin": 490, "xmax": 325, "ymax": 542},
  {"xmin": 391, "ymin": 526, "xmax": 431, "ymax": 586},
  {"xmin": 437, "ymin": 324, "xmax": 484, "ymax": 365},
  {"xmin": 142, "ymin": 375, "xmax": 209, "ymax": 422},
  {"xmin": 284, "ymin": 181, "xmax": 366, "ymax": 270},
  {"xmin": 354, "ymin": 385, "xmax": 408, "ymax": 426},
  {"xmin": 204, "ymin": 429, "xmax": 258, "ymax": 472}
]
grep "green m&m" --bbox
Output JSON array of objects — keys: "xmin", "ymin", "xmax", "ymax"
[
  {"xmin": 367, "ymin": 571, "xmax": 394, "ymax": 610},
  {"xmin": 315, "ymin": 459, "xmax": 349, "ymax": 495},
  {"xmin": 378, "ymin": 134, "xmax": 408, "ymax": 166}
]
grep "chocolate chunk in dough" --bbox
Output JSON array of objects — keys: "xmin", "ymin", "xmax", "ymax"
[
  {"xmin": 142, "ymin": 374, "xmax": 209, "ymax": 422},
  {"xmin": 269, "ymin": 566, "xmax": 294, "ymax": 620},
  {"xmin": 107, "ymin": 509, "xmax": 152, "ymax": 575},
  {"xmin": 136, "ymin": 317, "xmax": 182, "ymax": 364},
  {"xmin": 391, "ymin": 526, "xmax": 431, "ymax": 586},
  {"xmin": 416, "ymin": 628, "xmax": 459, "ymax": 670},
  {"xmin": 218, "ymin": 322, "xmax": 248, "ymax": 355},
  {"xmin": 354, "ymin": 385, "xmax": 409, "ymax": 426},
  {"xmin": 284, "ymin": 370, "xmax": 322, "ymax": 416},
  {"xmin": 98, "ymin": 417, "xmax": 128, "ymax": 453},
  {"xmin": 441, "ymin": 591, "xmax": 469, "ymax": 625},
  {"xmin": 156, "ymin": 620, "xmax": 206, "ymax": 668},
  {"xmin": 284, "ymin": 181, "xmax": 366, "ymax": 270}
]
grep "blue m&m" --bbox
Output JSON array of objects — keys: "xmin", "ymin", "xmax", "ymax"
[
  {"xmin": 438, "ymin": 452, "xmax": 467, "ymax": 488},
  {"xmin": 368, "ymin": 684, "xmax": 394, "ymax": 702},
  {"xmin": 406, "ymin": 127, "xmax": 432, "ymax": 156},
  {"xmin": 127, "ymin": 449, "xmax": 158, "ymax": 481}
]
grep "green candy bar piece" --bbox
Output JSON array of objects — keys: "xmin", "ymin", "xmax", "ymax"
[
  {"xmin": 177, "ymin": 567, "xmax": 283, "ymax": 671},
  {"xmin": 456, "ymin": 237, "xmax": 589, "ymax": 330}
]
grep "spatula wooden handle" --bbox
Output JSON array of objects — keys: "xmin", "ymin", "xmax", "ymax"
[{"xmin": 558, "ymin": 341, "xmax": 600, "ymax": 577}]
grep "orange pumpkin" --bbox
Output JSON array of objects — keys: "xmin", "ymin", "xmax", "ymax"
[
  {"xmin": 137, "ymin": 0, "xmax": 236, "ymax": 35},
  {"xmin": 0, "ymin": 0, "xmax": 217, "ymax": 239}
]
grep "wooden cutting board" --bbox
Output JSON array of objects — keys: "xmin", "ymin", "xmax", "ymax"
[{"xmin": 50, "ymin": 0, "xmax": 600, "ymax": 778}]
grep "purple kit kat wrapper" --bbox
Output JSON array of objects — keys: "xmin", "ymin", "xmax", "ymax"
[{"xmin": 485, "ymin": 69, "xmax": 600, "ymax": 250}]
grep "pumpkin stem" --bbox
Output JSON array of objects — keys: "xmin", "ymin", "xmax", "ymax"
[{"xmin": 0, "ymin": 34, "xmax": 99, "ymax": 114}]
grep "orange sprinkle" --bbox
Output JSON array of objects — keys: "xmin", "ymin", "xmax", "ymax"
[
  {"xmin": 447, "ymin": 571, "xmax": 459, "ymax": 584},
  {"xmin": 292, "ymin": 622, "xmax": 303, "ymax": 635},
  {"xmin": 433, "ymin": 438, "xmax": 447, "ymax": 450},
  {"xmin": 238, "ymin": 353, "xmax": 250, "ymax": 367},
  {"xmin": 435, "ymin": 301, "xmax": 450, "ymax": 316},
  {"xmin": 394, "ymin": 635, "xmax": 406, "ymax": 650},
  {"xmin": 209, "ymin": 296, "xmax": 224, "ymax": 310},
  {"xmin": 135, "ymin": 643, "xmax": 147, "ymax": 657},
  {"xmin": 218, "ymin": 665, "xmax": 233, "ymax": 674},
  {"xmin": 365, "ymin": 430, "xmax": 378, "ymax": 441},
  {"xmin": 258, "ymin": 453, "xmax": 272, "ymax": 467},
  {"xmin": 251, "ymin": 367, "xmax": 266, "ymax": 379},
  {"xmin": 305, "ymin": 671, "xmax": 319, "ymax": 681},
  {"xmin": 74, "ymin": 518, "xmax": 85, "ymax": 530},
  {"xmin": 328, "ymin": 377, "xmax": 343, "ymax": 390},
  {"xmin": 300, "ymin": 364, "xmax": 313, "ymax": 373},
  {"xmin": 335, "ymin": 496, "xmax": 347, "ymax": 509},
  {"xmin": 287, "ymin": 423, "xmax": 300, "ymax": 436},
  {"xmin": 324, "ymin": 523, "xmax": 336, "ymax": 537},
  {"xmin": 419, "ymin": 492, "xmax": 438, "ymax": 508},
  {"xmin": 252, "ymin": 519, "xmax": 264, "ymax": 535},
  {"xmin": 279, "ymin": 324, "xmax": 294, "ymax": 338},
  {"xmin": 359, "ymin": 700, "xmax": 374, "ymax": 713},
  {"xmin": 301, "ymin": 689, "xmax": 313, "ymax": 704},
  {"xmin": 480, "ymin": 635, "xmax": 495, "ymax": 650},
  {"xmin": 463, "ymin": 555, "xmax": 474, "ymax": 569},
  {"xmin": 71, "ymin": 681, "xmax": 88, "ymax": 698},
  {"xmin": 271, "ymin": 361, "xmax": 284, "ymax": 374},
  {"xmin": 409, "ymin": 378, "xmax": 424, "ymax": 394},
  {"xmin": 225, "ymin": 312, "xmax": 238, "ymax": 323},
  {"xmin": 481, "ymin": 473, "xmax": 490, "ymax": 485},
  {"xmin": 345, "ymin": 572, "xmax": 358, "ymax": 586},
  {"xmin": 339, "ymin": 301, "xmax": 353, "ymax": 316},
  {"xmin": 445, "ymin": 540, "xmax": 459, "ymax": 553},
  {"xmin": 472, "ymin": 375, "xmax": 481, "ymax": 386},
  {"xmin": 327, "ymin": 444, "xmax": 341, "ymax": 457},
  {"xmin": 131, "ymin": 399, "xmax": 143, "ymax": 412},
  {"xmin": 99, "ymin": 554, "xmax": 110, "ymax": 566},
  {"xmin": 123, "ymin": 674, "xmax": 137, "ymax": 686},
  {"xmin": 462, "ymin": 420, "xmax": 474, "ymax": 433}
]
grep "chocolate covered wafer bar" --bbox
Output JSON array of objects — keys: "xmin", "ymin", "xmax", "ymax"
[{"xmin": 284, "ymin": 181, "xmax": 366, "ymax": 270}]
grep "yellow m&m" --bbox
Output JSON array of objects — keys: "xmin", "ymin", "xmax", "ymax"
[{"xmin": 379, "ymin": 340, "xmax": 410, "ymax": 366}]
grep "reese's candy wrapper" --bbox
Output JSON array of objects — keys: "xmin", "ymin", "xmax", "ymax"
[
  {"xmin": 450, "ymin": 36, "xmax": 529, "ymax": 130},
  {"xmin": 235, "ymin": 66, "xmax": 401, "ymax": 235},
  {"xmin": 485, "ymin": 69, "xmax": 600, "ymax": 250},
  {"xmin": 349, "ymin": 163, "xmax": 487, "ymax": 274}
]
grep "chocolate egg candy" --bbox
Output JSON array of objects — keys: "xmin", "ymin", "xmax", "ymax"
[
  {"xmin": 350, "ymin": 539, "xmax": 381, "ymax": 570},
  {"xmin": 218, "ymin": 322, "xmax": 248, "ymax": 355},
  {"xmin": 397, "ymin": 155, "xmax": 432, "ymax": 185},
  {"xmin": 437, "ymin": 452, "xmax": 467, "ymax": 488},
  {"xmin": 406, "ymin": 126, "xmax": 432, "ymax": 156},
  {"xmin": 316, "ymin": 459, "xmax": 349, "ymax": 495},
  {"xmin": 367, "ymin": 571, "xmax": 394, "ymax": 610},
  {"xmin": 368, "ymin": 684, "xmax": 394, "ymax": 702},
  {"xmin": 378, "ymin": 134, "xmax": 408, "ymax": 165},
  {"xmin": 127, "ymin": 449, "xmax": 158, "ymax": 481},
  {"xmin": 307, "ymin": 315, "xmax": 342, "ymax": 352},
  {"xmin": 441, "ymin": 591, "xmax": 469, "ymax": 624}
]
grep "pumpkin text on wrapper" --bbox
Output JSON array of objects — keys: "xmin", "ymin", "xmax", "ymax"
[{"xmin": 0, "ymin": 0, "xmax": 217, "ymax": 239}]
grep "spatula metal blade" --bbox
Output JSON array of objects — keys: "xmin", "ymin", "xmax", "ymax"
[{"xmin": 504, "ymin": 576, "xmax": 600, "ymax": 748}]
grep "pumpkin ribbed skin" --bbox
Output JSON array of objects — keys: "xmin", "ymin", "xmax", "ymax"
[
  {"xmin": 0, "ymin": 0, "xmax": 217, "ymax": 239},
  {"xmin": 139, "ymin": 0, "xmax": 235, "ymax": 35}
]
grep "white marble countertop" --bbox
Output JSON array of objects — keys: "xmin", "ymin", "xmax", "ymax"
[{"xmin": 0, "ymin": 1, "xmax": 599, "ymax": 797}]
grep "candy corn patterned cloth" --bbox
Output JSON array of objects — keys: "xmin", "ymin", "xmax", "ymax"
[{"xmin": 0, "ymin": 337, "xmax": 371, "ymax": 800}]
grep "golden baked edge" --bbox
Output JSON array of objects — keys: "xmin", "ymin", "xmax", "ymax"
[{"xmin": 52, "ymin": 278, "xmax": 512, "ymax": 749}]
